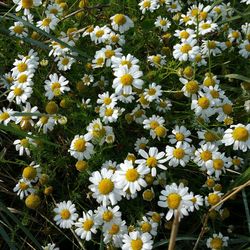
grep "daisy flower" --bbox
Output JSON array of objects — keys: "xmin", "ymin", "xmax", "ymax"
[
  {"xmin": 158, "ymin": 182, "xmax": 193, "ymax": 221},
  {"xmin": 174, "ymin": 28, "xmax": 195, "ymax": 42},
  {"xmin": 239, "ymin": 40, "xmax": 250, "ymax": 58},
  {"xmin": 22, "ymin": 162, "xmax": 41, "ymax": 183},
  {"xmin": 222, "ymin": 124, "xmax": 250, "ymax": 152},
  {"xmin": 179, "ymin": 78, "xmax": 200, "ymax": 98},
  {"xmin": 13, "ymin": 178, "xmax": 34, "ymax": 200},
  {"xmin": 135, "ymin": 147, "xmax": 167, "ymax": 176},
  {"xmin": 165, "ymin": 144, "xmax": 193, "ymax": 167},
  {"xmin": 198, "ymin": 21, "xmax": 218, "ymax": 35},
  {"xmin": 68, "ymin": 134, "xmax": 94, "ymax": 160},
  {"xmin": 112, "ymin": 65, "xmax": 144, "ymax": 95},
  {"xmin": 13, "ymin": 0, "xmax": 42, "ymax": 15},
  {"xmin": 231, "ymin": 156, "xmax": 244, "ymax": 170},
  {"xmin": 116, "ymin": 160, "xmax": 149, "ymax": 194},
  {"xmin": 168, "ymin": 125, "xmax": 192, "ymax": 147},
  {"xmin": 53, "ymin": 200, "xmax": 78, "ymax": 229},
  {"xmin": 97, "ymin": 91, "xmax": 118, "ymax": 108},
  {"xmin": 188, "ymin": 193, "xmax": 204, "ymax": 212},
  {"xmin": 95, "ymin": 205, "xmax": 121, "ymax": 226},
  {"xmin": 36, "ymin": 116, "xmax": 56, "ymax": 134},
  {"xmin": 201, "ymin": 40, "xmax": 222, "ymax": 57},
  {"xmin": 37, "ymin": 14, "xmax": 59, "ymax": 33},
  {"xmin": 147, "ymin": 54, "xmax": 166, "ymax": 68},
  {"xmin": 81, "ymin": 74, "xmax": 94, "ymax": 86},
  {"xmin": 143, "ymin": 115, "xmax": 165, "ymax": 130},
  {"xmin": 99, "ymin": 106, "xmax": 122, "ymax": 124},
  {"xmin": 90, "ymin": 25, "xmax": 111, "ymax": 44},
  {"xmin": 101, "ymin": 160, "xmax": 119, "ymax": 172},
  {"xmin": 110, "ymin": 14, "xmax": 134, "ymax": 33},
  {"xmin": 206, "ymin": 233, "xmax": 229, "ymax": 250},
  {"xmin": 0, "ymin": 107, "xmax": 16, "ymax": 125},
  {"xmin": 13, "ymin": 135, "xmax": 36, "ymax": 156},
  {"xmin": 75, "ymin": 210, "xmax": 97, "ymax": 241},
  {"xmin": 131, "ymin": 105, "xmax": 147, "ymax": 124},
  {"xmin": 103, "ymin": 219, "xmax": 127, "ymax": 248},
  {"xmin": 168, "ymin": 0, "xmax": 182, "ymax": 13},
  {"xmin": 122, "ymin": 231, "xmax": 153, "ymax": 250},
  {"xmin": 228, "ymin": 29, "xmax": 242, "ymax": 43},
  {"xmin": 45, "ymin": 3, "xmax": 63, "ymax": 16},
  {"xmin": 139, "ymin": 0, "xmax": 158, "ymax": 14},
  {"xmin": 56, "ymin": 56, "xmax": 76, "ymax": 71},
  {"xmin": 7, "ymin": 83, "xmax": 32, "ymax": 104},
  {"xmin": 134, "ymin": 137, "xmax": 149, "ymax": 152},
  {"xmin": 99, "ymin": 45, "xmax": 123, "ymax": 67},
  {"xmin": 197, "ymin": 129, "xmax": 222, "ymax": 146},
  {"xmin": 108, "ymin": 32, "xmax": 125, "ymax": 46},
  {"xmin": 205, "ymin": 191, "xmax": 223, "ymax": 210},
  {"xmin": 138, "ymin": 216, "xmax": 158, "ymax": 236},
  {"xmin": 44, "ymin": 73, "xmax": 70, "ymax": 100},
  {"xmin": 111, "ymin": 54, "xmax": 139, "ymax": 70},
  {"xmin": 11, "ymin": 57, "xmax": 36, "ymax": 77},
  {"xmin": 14, "ymin": 72, "xmax": 34, "ymax": 87},
  {"xmin": 92, "ymin": 51, "xmax": 106, "ymax": 69},
  {"xmin": 154, "ymin": 16, "xmax": 171, "ymax": 31},
  {"xmin": 155, "ymin": 98, "xmax": 172, "ymax": 113},
  {"xmin": 143, "ymin": 82, "xmax": 162, "ymax": 102},
  {"xmin": 42, "ymin": 243, "xmax": 59, "ymax": 250},
  {"xmin": 9, "ymin": 21, "xmax": 28, "ymax": 38},
  {"xmin": 88, "ymin": 168, "xmax": 123, "ymax": 206},
  {"xmin": 173, "ymin": 38, "xmax": 199, "ymax": 61}
]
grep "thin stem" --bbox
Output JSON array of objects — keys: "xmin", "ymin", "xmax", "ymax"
[
  {"xmin": 168, "ymin": 211, "xmax": 180, "ymax": 250},
  {"xmin": 242, "ymin": 189, "xmax": 250, "ymax": 234}
]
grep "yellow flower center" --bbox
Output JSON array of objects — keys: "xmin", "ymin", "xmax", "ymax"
[
  {"xmin": 111, "ymin": 35, "xmax": 119, "ymax": 43},
  {"xmin": 200, "ymin": 150, "xmax": 212, "ymax": 162},
  {"xmin": 96, "ymin": 30, "xmax": 104, "ymax": 37},
  {"xmin": 96, "ymin": 57, "xmax": 104, "ymax": 65},
  {"xmin": 103, "ymin": 97, "xmax": 112, "ymax": 105},
  {"xmin": 83, "ymin": 219, "xmax": 94, "ymax": 231},
  {"xmin": 150, "ymin": 121, "xmax": 159, "ymax": 129},
  {"xmin": 207, "ymin": 193, "xmax": 220, "ymax": 206},
  {"xmin": 180, "ymin": 30, "xmax": 189, "ymax": 39},
  {"xmin": 210, "ymin": 90, "xmax": 219, "ymax": 98},
  {"xmin": 154, "ymin": 126, "xmax": 166, "ymax": 137},
  {"xmin": 141, "ymin": 222, "xmax": 152, "ymax": 233},
  {"xmin": 173, "ymin": 148, "xmax": 185, "ymax": 159},
  {"xmin": 180, "ymin": 44, "xmax": 192, "ymax": 53},
  {"xmin": 210, "ymin": 237, "xmax": 223, "ymax": 250},
  {"xmin": 232, "ymin": 31, "xmax": 240, "ymax": 39},
  {"xmin": 207, "ymin": 41, "xmax": 216, "ymax": 49},
  {"xmin": 21, "ymin": 0, "xmax": 33, "ymax": 9},
  {"xmin": 13, "ymin": 87, "xmax": 23, "ymax": 96},
  {"xmin": 175, "ymin": 132, "xmax": 184, "ymax": 141},
  {"xmin": 152, "ymin": 55, "xmax": 161, "ymax": 64},
  {"xmin": 105, "ymin": 108, "xmax": 114, "ymax": 116},
  {"xmin": 51, "ymin": 82, "xmax": 61, "ymax": 91},
  {"xmin": 121, "ymin": 60, "xmax": 132, "ymax": 68},
  {"xmin": 73, "ymin": 138, "xmax": 86, "ymax": 152},
  {"xmin": 23, "ymin": 166, "xmax": 37, "ymax": 180},
  {"xmin": 108, "ymin": 224, "xmax": 120, "ymax": 235},
  {"xmin": 40, "ymin": 116, "xmax": 49, "ymax": 124},
  {"xmin": 113, "ymin": 14, "xmax": 126, "ymax": 25},
  {"xmin": 195, "ymin": 54, "xmax": 202, "ymax": 62},
  {"xmin": 167, "ymin": 193, "xmax": 181, "ymax": 209},
  {"xmin": 98, "ymin": 178, "xmax": 114, "ymax": 195},
  {"xmin": 198, "ymin": 97, "xmax": 210, "ymax": 109},
  {"xmin": 131, "ymin": 238, "xmax": 143, "ymax": 250},
  {"xmin": 18, "ymin": 74, "xmax": 28, "ymax": 83},
  {"xmin": 148, "ymin": 88, "xmax": 156, "ymax": 96},
  {"xmin": 92, "ymin": 127, "xmax": 106, "ymax": 138},
  {"xmin": 191, "ymin": 8, "xmax": 199, "ymax": 17},
  {"xmin": 61, "ymin": 58, "xmax": 69, "ymax": 65},
  {"xmin": 191, "ymin": 197, "xmax": 197, "ymax": 203},
  {"xmin": 143, "ymin": 1, "xmax": 151, "ymax": 8},
  {"xmin": 222, "ymin": 104, "xmax": 232, "ymax": 114},
  {"xmin": 60, "ymin": 209, "xmax": 71, "ymax": 220},
  {"xmin": 245, "ymin": 44, "xmax": 250, "ymax": 52},
  {"xmin": 0, "ymin": 112, "xmax": 10, "ymax": 121},
  {"xmin": 152, "ymin": 212, "xmax": 161, "ymax": 223},
  {"xmin": 125, "ymin": 168, "xmax": 139, "ymax": 182},
  {"xmin": 50, "ymin": 8, "xmax": 58, "ymax": 14},
  {"xmin": 102, "ymin": 211, "xmax": 113, "ymax": 222},
  {"xmin": 134, "ymin": 110, "xmax": 144, "ymax": 118},
  {"xmin": 146, "ymin": 156, "xmax": 157, "ymax": 168},
  {"xmin": 42, "ymin": 18, "xmax": 51, "ymax": 27},
  {"xmin": 232, "ymin": 127, "xmax": 249, "ymax": 141},
  {"xmin": 185, "ymin": 80, "xmax": 199, "ymax": 94},
  {"xmin": 13, "ymin": 25, "xmax": 24, "ymax": 34},
  {"xmin": 225, "ymin": 41, "xmax": 232, "ymax": 48},
  {"xmin": 213, "ymin": 159, "xmax": 224, "ymax": 170},
  {"xmin": 204, "ymin": 131, "xmax": 217, "ymax": 142},
  {"xmin": 120, "ymin": 74, "xmax": 133, "ymax": 86},
  {"xmin": 19, "ymin": 182, "xmax": 29, "ymax": 190},
  {"xmin": 20, "ymin": 138, "xmax": 29, "ymax": 147},
  {"xmin": 105, "ymin": 50, "xmax": 115, "ymax": 58},
  {"xmin": 200, "ymin": 11, "xmax": 207, "ymax": 20},
  {"xmin": 206, "ymin": 178, "xmax": 215, "ymax": 188},
  {"xmin": 159, "ymin": 19, "xmax": 167, "ymax": 26},
  {"xmin": 143, "ymin": 189, "xmax": 154, "ymax": 201},
  {"xmin": 232, "ymin": 158, "xmax": 241, "ymax": 166},
  {"xmin": 203, "ymin": 76, "xmax": 215, "ymax": 87},
  {"xmin": 201, "ymin": 23, "xmax": 211, "ymax": 30}
]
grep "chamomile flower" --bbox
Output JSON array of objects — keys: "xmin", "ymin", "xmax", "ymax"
[
  {"xmin": 7, "ymin": 83, "xmax": 32, "ymax": 104},
  {"xmin": 53, "ymin": 200, "xmax": 78, "ymax": 229},
  {"xmin": 206, "ymin": 153, "xmax": 232, "ymax": 179},
  {"xmin": 12, "ymin": 57, "xmax": 35, "ymax": 77},
  {"xmin": 231, "ymin": 156, "xmax": 244, "ymax": 170},
  {"xmin": 9, "ymin": 21, "xmax": 28, "ymax": 38},
  {"xmin": 116, "ymin": 160, "xmax": 149, "ymax": 194},
  {"xmin": 13, "ymin": 178, "xmax": 34, "ymax": 200},
  {"xmin": 222, "ymin": 124, "xmax": 250, "ymax": 152},
  {"xmin": 100, "ymin": 45, "xmax": 123, "ymax": 67},
  {"xmin": 134, "ymin": 137, "xmax": 149, "ymax": 152},
  {"xmin": 56, "ymin": 56, "xmax": 75, "ymax": 71},
  {"xmin": 88, "ymin": 168, "xmax": 123, "ymax": 206},
  {"xmin": 198, "ymin": 21, "xmax": 218, "ymax": 35},
  {"xmin": 154, "ymin": 16, "xmax": 171, "ymax": 31},
  {"xmin": 111, "ymin": 54, "xmax": 139, "ymax": 70},
  {"xmin": 206, "ymin": 233, "xmax": 229, "ymax": 250},
  {"xmin": 36, "ymin": 116, "xmax": 56, "ymax": 134},
  {"xmin": 92, "ymin": 51, "xmax": 106, "ymax": 69},
  {"xmin": 158, "ymin": 183, "xmax": 193, "ymax": 221},
  {"xmin": 197, "ymin": 129, "xmax": 222, "ymax": 146},
  {"xmin": 165, "ymin": 144, "xmax": 193, "ymax": 167},
  {"xmin": 13, "ymin": 135, "xmax": 36, "ymax": 156},
  {"xmin": 135, "ymin": 147, "xmax": 167, "ymax": 176},
  {"xmin": 201, "ymin": 40, "xmax": 222, "ymax": 57},
  {"xmin": 139, "ymin": 0, "xmax": 158, "ymax": 14},
  {"xmin": 22, "ymin": 162, "xmax": 41, "ymax": 183},
  {"xmin": 144, "ymin": 82, "xmax": 162, "ymax": 102},
  {"xmin": 239, "ymin": 40, "xmax": 250, "ymax": 58},
  {"xmin": 14, "ymin": 72, "xmax": 34, "ymax": 87},
  {"xmin": 168, "ymin": 0, "xmax": 182, "ymax": 13},
  {"xmin": 0, "ymin": 107, "xmax": 16, "ymax": 125},
  {"xmin": 42, "ymin": 243, "xmax": 59, "ymax": 250},
  {"xmin": 81, "ymin": 74, "xmax": 94, "ymax": 86},
  {"xmin": 188, "ymin": 193, "xmax": 204, "ymax": 212},
  {"xmin": 101, "ymin": 160, "xmax": 119, "ymax": 172},
  {"xmin": 99, "ymin": 106, "xmax": 122, "ymax": 124},
  {"xmin": 103, "ymin": 219, "xmax": 127, "ymax": 248},
  {"xmin": 68, "ymin": 134, "xmax": 94, "ymax": 160},
  {"xmin": 138, "ymin": 216, "xmax": 158, "ymax": 236},
  {"xmin": 45, "ymin": 3, "xmax": 63, "ymax": 16},
  {"xmin": 113, "ymin": 65, "xmax": 144, "ymax": 95},
  {"xmin": 143, "ymin": 115, "xmax": 165, "ymax": 130},
  {"xmin": 95, "ymin": 205, "xmax": 121, "ymax": 226},
  {"xmin": 122, "ymin": 231, "xmax": 153, "ymax": 250},
  {"xmin": 155, "ymin": 98, "xmax": 172, "ymax": 113},
  {"xmin": 179, "ymin": 78, "xmax": 200, "ymax": 98},
  {"xmin": 97, "ymin": 92, "xmax": 118, "ymax": 107},
  {"xmin": 173, "ymin": 38, "xmax": 199, "ymax": 61},
  {"xmin": 13, "ymin": 0, "xmax": 42, "ymax": 15},
  {"xmin": 168, "ymin": 125, "xmax": 192, "ymax": 147},
  {"xmin": 174, "ymin": 28, "xmax": 195, "ymax": 41},
  {"xmin": 216, "ymin": 98, "xmax": 233, "ymax": 122},
  {"xmin": 74, "ymin": 210, "xmax": 97, "ymax": 241},
  {"xmin": 228, "ymin": 29, "xmax": 242, "ymax": 43},
  {"xmin": 205, "ymin": 191, "xmax": 223, "ymax": 210},
  {"xmin": 44, "ymin": 73, "xmax": 70, "ymax": 100},
  {"xmin": 90, "ymin": 25, "xmax": 111, "ymax": 44},
  {"xmin": 110, "ymin": 14, "xmax": 134, "ymax": 33},
  {"xmin": 108, "ymin": 32, "xmax": 125, "ymax": 46},
  {"xmin": 37, "ymin": 14, "xmax": 59, "ymax": 33}
]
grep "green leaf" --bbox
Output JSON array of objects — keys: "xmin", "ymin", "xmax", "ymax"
[
  {"xmin": 229, "ymin": 167, "xmax": 250, "ymax": 189},
  {"xmin": 0, "ymin": 223, "xmax": 17, "ymax": 250},
  {"xmin": 223, "ymin": 74, "xmax": 250, "ymax": 83}
]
